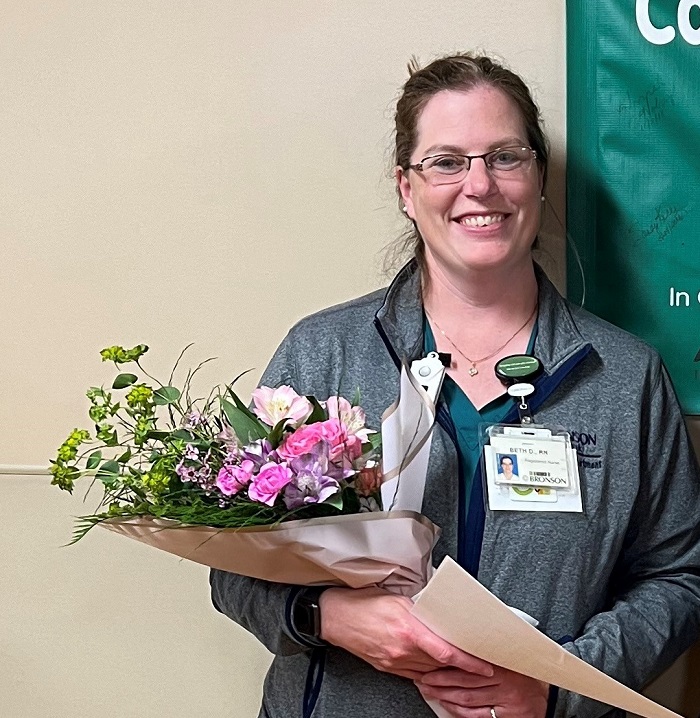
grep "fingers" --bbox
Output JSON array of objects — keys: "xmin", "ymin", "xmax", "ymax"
[
  {"xmin": 429, "ymin": 700, "xmax": 494, "ymax": 718},
  {"xmin": 318, "ymin": 587, "xmax": 495, "ymax": 682},
  {"xmin": 414, "ymin": 630, "xmax": 494, "ymax": 677},
  {"xmin": 417, "ymin": 668, "xmax": 549, "ymax": 718},
  {"xmin": 419, "ymin": 668, "xmax": 499, "ymax": 688},
  {"xmin": 418, "ymin": 682, "xmax": 498, "ymax": 707}
]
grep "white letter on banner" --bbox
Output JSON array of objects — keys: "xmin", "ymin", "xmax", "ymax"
[
  {"xmin": 636, "ymin": 0, "xmax": 675, "ymax": 44},
  {"xmin": 678, "ymin": 0, "xmax": 700, "ymax": 44}
]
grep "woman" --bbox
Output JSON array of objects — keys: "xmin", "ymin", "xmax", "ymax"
[
  {"xmin": 210, "ymin": 54, "xmax": 700, "ymax": 718},
  {"xmin": 499, "ymin": 456, "xmax": 519, "ymax": 482}
]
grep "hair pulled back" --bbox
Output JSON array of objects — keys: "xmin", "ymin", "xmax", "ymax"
[{"xmin": 392, "ymin": 53, "xmax": 550, "ymax": 272}]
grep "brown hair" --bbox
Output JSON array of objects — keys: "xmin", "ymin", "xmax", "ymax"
[{"xmin": 391, "ymin": 53, "xmax": 550, "ymax": 272}]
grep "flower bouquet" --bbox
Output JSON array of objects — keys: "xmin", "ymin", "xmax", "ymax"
[
  {"xmin": 51, "ymin": 344, "xmax": 440, "ymax": 595},
  {"xmin": 50, "ymin": 346, "xmax": 681, "ymax": 718}
]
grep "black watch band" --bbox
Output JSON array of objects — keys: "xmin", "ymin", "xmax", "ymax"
[{"xmin": 291, "ymin": 586, "xmax": 328, "ymax": 646}]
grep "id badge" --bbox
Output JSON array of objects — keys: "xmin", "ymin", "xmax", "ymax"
[{"xmin": 482, "ymin": 424, "xmax": 583, "ymax": 513}]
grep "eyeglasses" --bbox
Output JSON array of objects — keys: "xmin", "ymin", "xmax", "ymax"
[{"xmin": 408, "ymin": 146, "xmax": 537, "ymax": 186}]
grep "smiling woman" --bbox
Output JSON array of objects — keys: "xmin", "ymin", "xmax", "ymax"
[
  {"xmin": 393, "ymin": 59, "xmax": 548, "ymax": 407},
  {"xmin": 397, "ymin": 86, "xmax": 543, "ymax": 405},
  {"xmin": 209, "ymin": 53, "xmax": 700, "ymax": 718},
  {"xmin": 398, "ymin": 88, "xmax": 543, "ymax": 280}
]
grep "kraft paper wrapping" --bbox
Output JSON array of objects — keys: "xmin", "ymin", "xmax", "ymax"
[
  {"xmin": 101, "ymin": 510, "xmax": 439, "ymax": 596},
  {"xmin": 412, "ymin": 557, "xmax": 682, "ymax": 718}
]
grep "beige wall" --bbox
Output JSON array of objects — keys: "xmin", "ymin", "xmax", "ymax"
[{"xmin": 1, "ymin": 2, "xmax": 697, "ymax": 717}]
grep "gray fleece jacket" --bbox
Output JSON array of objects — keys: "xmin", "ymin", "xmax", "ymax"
[{"xmin": 210, "ymin": 261, "xmax": 700, "ymax": 718}]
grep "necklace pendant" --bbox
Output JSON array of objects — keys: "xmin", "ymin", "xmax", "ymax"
[{"xmin": 468, "ymin": 365, "xmax": 478, "ymax": 377}]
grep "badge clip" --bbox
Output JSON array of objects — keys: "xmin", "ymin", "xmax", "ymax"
[
  {"xmin": 508, "ymin": 382, "xmax": 535, "ymax": 424},
  {"xmin": 410, "ymin": 351, "xmax": 448, "ymax": 403}
]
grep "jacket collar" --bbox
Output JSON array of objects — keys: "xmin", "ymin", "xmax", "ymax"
[{"xmin": 374, "ymin": 259, "xmax": 591, "ymax": 375}]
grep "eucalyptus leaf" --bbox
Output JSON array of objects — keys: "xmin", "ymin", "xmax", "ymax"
[
  {"xmin": 112, "ymin": 373, "xmax": 138, "ymax": 390},
  {"xmin": 351, "ymin": 387, "xmax": 361, "ymax": 407},
  {"xmin": 153, "ymin": 386, "xmax": 181, "ymax": 405},
  {"xmin": 221, "ymin": 399, "xmax": 268, "ymax": 443},
  {"xmin": 86, "ymin": 451, "xmax": 102, "ymax": 470},
  {"xmin": 117, "ymin": 448, "xmax": 132, "ymax": 463},
  {"xmin": 96, "ymin": 460, "xmax": 120, "ymax": 486}
]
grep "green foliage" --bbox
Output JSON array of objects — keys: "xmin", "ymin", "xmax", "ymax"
[
  {"xmin": 112, "ymin": 373, "xmax": 138, "ymax": 389},
  {"xmin": 325, "ymin": 491, "xmax": 343, "ymax": 510},
  {"xmin": 267, "ymin": 418, "xmax": 289, "ymax": 449},
  {"xmin": 221, "ymin": 398, "xmax": 267, "ymax": 443},
  {"xmin": 126, "ymin": 384, "xmax": 153, "ymax": 408},
  {"xmin": 96, "ymin": 460, "xmax": 120, "ymax": 486},
  {"xmin": 153, "ymin": 386, "xmax": 181, "ymax": 405},
  {"xmin": 51, "ymin": 343, "xmax": 384, "ymax": 544},
  {"xmin": 86, "ymin": 451, "xmax": 102, "ymax": 470},
  {"xmin": 305, "ymin": 396, "xmax": 326, "ymax": 424},
  {"xmin": 100, "ymin": 344, "xmax": 149, "ymax": 364}
]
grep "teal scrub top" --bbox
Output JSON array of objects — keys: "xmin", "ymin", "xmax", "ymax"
[{"xmin": 424, "ymin": 318, "xmax": 538, "ymax": 518}]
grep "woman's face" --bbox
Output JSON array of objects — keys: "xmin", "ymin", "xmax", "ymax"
[{"xmin": 397, "ymin": 86, "xmax": 543, "ymax": 280}]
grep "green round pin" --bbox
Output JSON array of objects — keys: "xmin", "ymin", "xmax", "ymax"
[{"xmin": 494, "ymin": 354, "xmax": 542, "ymax": 385}]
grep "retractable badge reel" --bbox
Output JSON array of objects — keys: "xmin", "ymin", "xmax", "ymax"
[
  {"xmin": 494, "ymin": 354, "xmax": 542, "ymax": 424},
  {"xmin": 484, "ymin": 355, "xmax": 583, "ymax": 513}
]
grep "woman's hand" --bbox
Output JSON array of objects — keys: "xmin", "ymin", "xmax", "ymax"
[
  {"xmin": 319, "ymin": 587, "xmax": 494, "ymax": 681},
  {"xmin": 415, "ymin": 665, "xmax": 549, "ymax": 718}
]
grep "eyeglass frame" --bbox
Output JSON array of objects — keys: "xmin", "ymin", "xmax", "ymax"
[{"xmin": 407, "ymin": 146, "xmax": 538, "ymax": 184}]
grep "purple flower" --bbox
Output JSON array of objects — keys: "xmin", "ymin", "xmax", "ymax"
[
  {"xmin": 175, "ymin": 460, "xmax": 198, "ymax": 482},
  {"xmin": 242, "ymin": 439, "xmax": 278, "ymax": 468},
  {"xmin": 176, "ymin": 446, "xmax": 215, "ymax": 493},
  {"xmin": 283, "ymin": 446, "xmax": 341, "ymax": 510},
  {"xmin": 217, "ymin": 425, "xmax": 240, "ymax": 460},
  {"xmin": 183, "ymin": 410, "xmax": 207, "ymax": 430}
]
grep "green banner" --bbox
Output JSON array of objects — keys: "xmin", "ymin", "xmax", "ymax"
[{"xmin": 567, "ymin": 0, "xmax": 700, "ymax": 414}]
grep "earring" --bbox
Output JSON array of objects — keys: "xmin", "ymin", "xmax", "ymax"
[
  {"xmin": 402, "ymin": 205, "xmax": 408, "ymax": 213},
  {"xmin": 540, "ymin": 196, "xmax": 545, "ymax": 202}
]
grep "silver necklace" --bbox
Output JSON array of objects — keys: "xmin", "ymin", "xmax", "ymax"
[{"xmin": 425, "ymin": 304, "xmax": 538, "ymax": 377}]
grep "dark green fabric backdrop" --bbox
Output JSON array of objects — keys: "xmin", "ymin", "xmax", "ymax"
[{"xmin": 567, "ymin": 0, "xmax": 700, "ymax": 414}]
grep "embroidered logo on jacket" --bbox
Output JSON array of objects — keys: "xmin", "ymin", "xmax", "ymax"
[{"xmin": 571, "ymin": 430, "xmax": 602, "ymax": 469}]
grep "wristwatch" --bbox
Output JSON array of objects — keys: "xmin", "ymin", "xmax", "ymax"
[{"xmin": 291, "ymin": 586, "xmax": 327, "ymax": 646}]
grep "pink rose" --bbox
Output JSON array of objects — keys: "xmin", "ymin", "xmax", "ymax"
[
  {"xmin": 216, "ymin": 460, "xmax": 254, "ymax": 497},
  {"xmin": 277, "ymin": 422, "xmax": 327, "ymax": 460},
  {"xmin": 277, "ymin": 419, "xmax": 362, "ymax": 462},
  {"xmin": 248, "ymin": 462, "xmax": 293, "ymax": 506}
]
